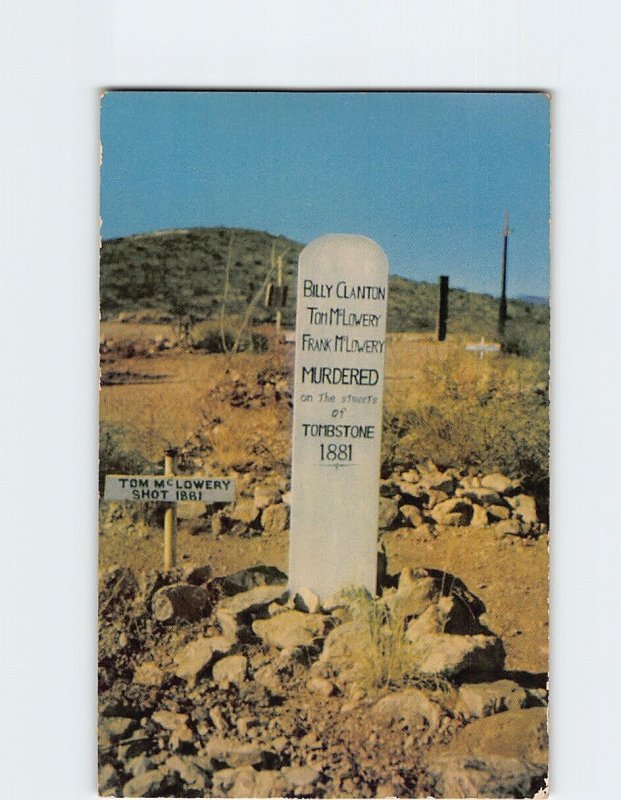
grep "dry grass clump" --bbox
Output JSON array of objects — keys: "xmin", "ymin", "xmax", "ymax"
[{"xmin": 336, "ymin": 588, "xmax": 450, "ymax": 698}]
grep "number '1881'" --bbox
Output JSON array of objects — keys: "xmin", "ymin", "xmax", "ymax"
[{"xmin": 320, "ymin": 443, "xmax": 353, "ymax": 462}]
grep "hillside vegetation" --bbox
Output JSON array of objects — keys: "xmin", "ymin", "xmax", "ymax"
[{"xmin": 100, "ymin": 227, "xmax": 549, "ymax": 350}]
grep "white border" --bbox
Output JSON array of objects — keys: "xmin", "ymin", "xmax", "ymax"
[{"xmin": 2, "ymin": 2, "xmax": 621, "ymax": 797}]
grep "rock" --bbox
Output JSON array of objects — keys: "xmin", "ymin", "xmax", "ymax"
[
  {"xmin": 152, "ymin": 710, "xmax": 189, "ymax": 731},
  {"xmin": 126, "ymin": 755, "xmax": 154, "ymax": 777},
  {"xmin": 117, "ymin": 731, "xmax": 154, "ymax": 760},
  {"xmin": 229, "ymin": 498, "xmax": 261, "ymax": 526},
  {"xmin": 400, "ymin": 468, "xmax": 421, "ymax": 483},
  {"xmin": 481, "ymin": 472, "xmax": 513, "ymax": 494},
  {"xmin": 211, "ymin": 767, "xmax": 239, "ymax": 795},
  {"xmin": 261, "ymin": 503, "xmax": 289, "ymax": 534},
  {"xmin": 380, "ymin": 480, "xmax": 400, "ymax": 497},
  {"xmin": 425, "ymin": 707, "xmax": 547, "ymax": 798},
  {"xmin": 281, "ymin": 765, "xmax": 321, "ymax": 792},
  {"xmin": 152, "ymin": 710, "xmax": 194, "ymax": 749},
  {"xmin": 216, "ymin": 583, "xmax": 289, "ymax": 639},
  {"xmin": 254, "ymin": 483, "xmax": 282, "ymax": 510},
  {"xmin": 373, "ymin": 687, "xmax": 443, "ymax": 731},
  {"xmin": 422, "ymin": 471, "xmax": 455, "ymax": 494},
  {"xmin": 98, "ymin": 764, "xmax": 120, "ymax": 795},
  {"xmin": 405, "ymin": 597, "xmax": 455, "ymax": 638},
  {"xmin": 165, "ymin": 755, "xmax": 207, "ymax": 790},
  {"xmin": 122, "ymin": 768, "xmax": 171, "ymax": 797},
  {"xmin": 253, "ymin": 769, "xmax": 288, "ymax": 797},
  {"xmin": 151, "ymin": 583, "xmax": 211, "ymax": 623},
  {"xmin": 204, "ymin": 737, "xmax": 266, "ymax": 768},
  {"xmin": 133, "ymin": 660, "xmax": 164, "ymax": 686},
  {"xmin": 211, "ymin": 510, "xmax": 229, "ymax": 535},
  {"xmin": 213, "ymin": 565, "xmax": 288, "ymax": 596},
  {"xmin": 389, "ymin": 568, "xmax": 439, "ymax": 618},
  {"xmin": 213, "ymin": 766, "xmax": 287, "ymax": 798},
  {"xmin": 470, "ymin": 504, "xmax": 489, "ymax": 527},
  {"xmin": 495, "ymin": 518, "xmax": 522, "ymax": 536},
  {"xmin": 487, "ymin": 504, "xmax": 511, "ymax": 521},
  {"xmin": 430, "ymin": 498, "xmax": 473, "ymax": 526},
  {"xmin": 306, "ymin": 676, "xmax": 336, "ymax": 696},
  {"xmin": 176, "ymin": 500, "xmax": 207, "ymax": 520},
  {"xmin": 230, "ymin": 766, "xmax": 261, "ymax": 797},
  {"xmin": 509, "ymin": 493, "xmax": 538, "ymax": 523},
  {"xmin": 378, "ymin": 497, "xmax": 400, "ymax": 529},
  {"xmin": 458, "ymin": 487, "xmax": 503, "ymax": 505},
  {"xmin": 410, "ymin": 632, "xmax": 505, "ymax": 678},
  {"xmin": 213, "ymin": 654, "xmax": 248, "ymax": 688},
  {"xmin": 398, "ymin": 481, "xmax": 427, "ymax": 504},
  {"xmin": 100, "ymin": 716, "xmax": 138, "ymax": 742},
  {"xmin": 209, "ymin": 706, "xmax": 230, "ymax": 732},
  {"xmin": 456, "ymin": 679, "xmax": 529, "ymax": 720},
  {"xmin": 426, "ymin": 489, "xmax": 450, "ymax": 508},
  {"xmin": 173, "ymin": 635, "xmax": 233, "ymax": 687},
  {"xmin": 252, "ymin": 610, "xmax": 327, "ymax": 649},
  {"xmin": 185, "ymin": 564, "xmax": 212, "ymax": 585},
  {"xmin": 294, "ymin": 586, "xmax": 322, "ymax": 613},
  {"xmin": 400, "ymin": 504, "xmax": 424, "ymax": 527},
  {"xmin": 253, "ymin": 663, "xmax": 284, "ymax": 694},
  {"xmin": 138, "ymin": 567, "xmax": 186, "ymax": 606}
]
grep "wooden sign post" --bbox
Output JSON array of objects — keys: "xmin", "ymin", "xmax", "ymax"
[
  {"xmin": 104, "ymin": 452, "xmax": 235, "ymax": 569},
  {"xmin": 164, "ymin": 448, "xmax": 177, "ymax": 569},
  {"xmin": 289, "ymin": 234, "xmax": 389, "ymax": 604}
]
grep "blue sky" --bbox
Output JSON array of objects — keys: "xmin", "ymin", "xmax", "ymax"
[{"xmin": 101, "ymin": 91, "xmax": 550, "ymax": 297}]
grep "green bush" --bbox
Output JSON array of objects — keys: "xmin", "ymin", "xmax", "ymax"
[
  {"xmin": 98, "ymin": 422, "xmax": 155, "ymax": 495},
  {"xmin": 501, "ymin": 318, "xmax": 549, "ymax": 360}
]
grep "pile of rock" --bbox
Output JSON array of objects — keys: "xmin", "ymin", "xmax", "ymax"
[
  {"xmin": 176, "ymin": 463, "xmax": 545, "ymax": 542},
  {"xmin": 99, "ymin": 336, "xmax": 173, "ymax": 362},
  {"xmin": 378, "ymin": 463, "xmax": 543, "ymax": 537},
  {"xmin": 181, "ymin": 478, "xmax": 291, "ymax": 538},
  {"xmin": 205, "ymin": 368, "xmax": 292, "ymax": 410},
  {"xmin": 98, "ymin": 561, "xmax": 547, "ymax": 798}
]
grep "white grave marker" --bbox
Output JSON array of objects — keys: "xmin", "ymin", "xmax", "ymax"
[
  {"xmin": 465, "ymin": 337, "xmax": 501, "ymax": 360},
  {"xmin": 289, "ymin": 234, "xmax": 389, "ymax": 603}
]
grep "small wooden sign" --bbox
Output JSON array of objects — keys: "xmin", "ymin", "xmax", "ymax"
[{"xmin": 104, "ymin": 475, "xmax": 235, "ymax": 503}]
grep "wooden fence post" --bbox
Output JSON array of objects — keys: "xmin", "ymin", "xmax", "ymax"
[{"xmin": 438, "ymin": 275, "xmax": 449, "ymax": 341}]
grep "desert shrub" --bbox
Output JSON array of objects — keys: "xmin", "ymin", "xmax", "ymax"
[
  {"xmin": 98, "ymin": 422, "xmax": 155, "ymax": 495},
  {"xmin": 191, "ymin": 321, "xmax": 270, "ymax": 354},
  {"xmin": 501, "ymin": 318, "xmax": 549, "ymax": 359},
  {"xmin": 192, "ymin": 326, "xmax": 237, "ymax": 353},
  {"xmin": 383, "ymin": 352, "xmax": 549, "ymax": 515}
]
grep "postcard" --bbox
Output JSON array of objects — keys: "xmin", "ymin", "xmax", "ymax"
[{"xmin": 99, "ymin": 90, "xmax": 549, "ymax": 798}]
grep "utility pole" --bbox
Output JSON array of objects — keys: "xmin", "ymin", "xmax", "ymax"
[{"xmin": 498, "ymin": 211, "xmax": 510, "ymax": 339}]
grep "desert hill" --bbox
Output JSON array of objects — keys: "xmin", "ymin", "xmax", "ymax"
[{"xmin": 100, "ymin": 227, "xmax": 549, "ymax": 347}]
